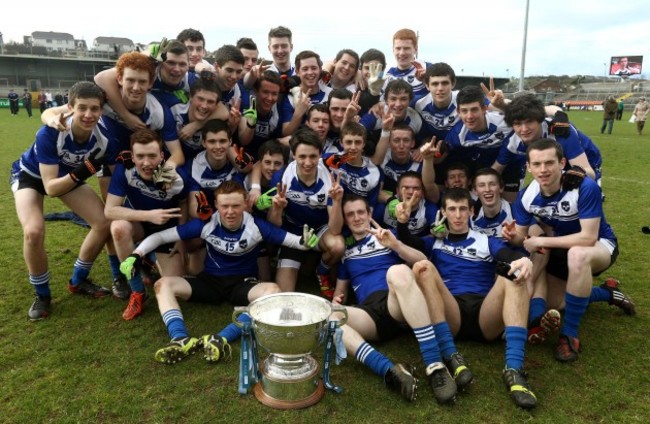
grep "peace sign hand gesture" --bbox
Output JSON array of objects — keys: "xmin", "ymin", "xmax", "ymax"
[
  {"xmin": 367, "ymin": 218, "xmax": 397, "ymax": 249},
  {"xmin": 328, "ymin": 171, "xmax": 344, "ymax": 202},
  {"xmin": 271, "ymin": 182, "xmax": 288, "ymax": 210},
  {"xmin": 480, "ymin": 76, "xmax": 506, "ymax": 110}
]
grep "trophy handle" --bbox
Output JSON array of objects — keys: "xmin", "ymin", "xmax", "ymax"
[
  {"xmin": 232, "ymin": 306, "xmax": 249, "ymax": 327},
  {"xmin": 329, "ymin": 304, "xmax": 348, "ymax": 327}
]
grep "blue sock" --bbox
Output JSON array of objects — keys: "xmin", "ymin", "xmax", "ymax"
[
  {"xmin": 217, "ymin": 313, "xmax": 251, "ymax": 343},
  {"xmin": 30, "ymin": 272, "xmax": 51, "ymax": 298},
  {"xmin": 129, "ymin": 273, "xmax": 145, "ymax": 293},
  {"xmin": 108, "ymin": 254, "xmax": 121, "ymax": 279},
  {"xmin": 589, "ymin": 286, "xmax": 611, "ymax": 303},
  {"xmin": 504, "ymin": 326, "xmax": 527, "ymax": 370},
  {"xmin": 528, "ymin": 297, "xmax": 547, "ymax": 326},
  {"xmin": 561, "ymin": 293, "xmax": 589, "ymax": 338},
  {"xmin": 414, "ymin": 325, "xmax": 441, "ymax": 367},
  {"xmin": 70, "ymin": 258, "xmax": 92, "ymax": 285},
  {"xmin": 355, "ymin": 342, "xmax": 393, "ymax": 377},
  {"xmin": 316, "ymin": 260, "xmax": 330, "ymax": 276},
  {"xmin": 162, "ymin": 309, "xmax": 188, "ymax": 340},
  {"xmin": 433, "ymin": 322, "xmax": 457, "ymax": 360}
]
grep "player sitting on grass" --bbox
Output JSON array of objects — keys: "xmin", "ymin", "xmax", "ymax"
[{"xmin": 118, "ymin": 181, "xmax": 322, "ymax": 364}]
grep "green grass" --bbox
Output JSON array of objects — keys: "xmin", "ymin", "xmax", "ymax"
[{"xmin": 0, "ymin": 110, "xmax": 649, "ymax": 423}]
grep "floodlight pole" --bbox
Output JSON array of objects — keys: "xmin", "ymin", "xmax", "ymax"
[{"xmin": 519, "ymin": 0, "xmax": 530, "ymax": 92}]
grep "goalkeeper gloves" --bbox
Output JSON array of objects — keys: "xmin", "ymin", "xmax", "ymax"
[
  {"xmin": 243, "ymin": 95, "xmax": 257, "ymax": 128},
  {"xmin": 562, "ymin": 165, "xmax": 586, "ymax": 191},
  {"xmin": 70, "ymin": 148, "xmax": 103, "ymax": 183},
  {"xmin": 549, "ymin": 111, "xmax": 570, "ymax": 138},
  {"xmin": 195, "ymin": 191, "xmax": 214, "ymax": 220},
  {"xmin": 324, "ymin": 152, "xmax": 353, "ymax": 169},
  {"xmin": 300, "ymin": 224, "xmax": 320, "ymax": 249},
  {"xmin": 120, "ymin": 254, "xmax": 143, "ymax": 279},
  {"xmin": 367, "ymin": 63, "xmax": 385, "ymax": 96}
]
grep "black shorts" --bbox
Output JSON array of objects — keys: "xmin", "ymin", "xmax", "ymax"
[
  {"xmin": 186, "ymin": 272, "xmax": 258, "ymax": 306},
  {"xmin": 546, "ymin": 242, "xmax": 619, "ymax": 281},
  {"xmin": 357, "ymin": 290, "xmax": 409, "ymax": 342},
  {"xmin": 10, "ymin": 160, "xmax": 83, "ymax": 196},
  {"xmin": 454, "ymin": 293, "xmax": 488, "ymax": 342}
]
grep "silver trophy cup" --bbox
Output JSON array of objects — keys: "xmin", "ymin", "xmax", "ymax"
[{"xmin": 233, "ymin": 293, "xmax": 347, "ymax": 409}]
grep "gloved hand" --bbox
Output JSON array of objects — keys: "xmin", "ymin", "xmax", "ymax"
[
  {"xmin": 430, "ymin": 210, "xmax": 448, "ymax": 238},
  {"xmin": 243, "ymin": 95, "xmax": 257, "ymax": 128},
  {"xmin": 281, "ymin": 75, "xmax": 301, "ymax": 93},
  {"xmin": 562, "ymin": 165, "xmax": 586, "ymax": 191},
  {"xmin": 255, "ymin": 186, "xmax": 277, "ymax": 211},
  {"xmin": 324, "ymin": 152, "xmax": 353, "ymax": 169},
  {"xmin": 549, "ymin": 111, "xmax": 570, "ymax": 138},
  {"xmin": 149, "ymin": 37, "xmax": 171, "ymax": 62},
  {"xmin": 195, "ymin": 191, "xmax": 214, "ymax": 220},
  {"xmin": 152, "ymin": 163, "xmax": 177, "ymax": 190},
  {"xmin": 234, "ymin": 145, "xmax": 255, "ymax": 169},
  {"xmin": 387, "ymin": 197, "xmax": 400, "ymax": 219},
  {"xmin": 120, "ymin": 253, "xmax": 143, "ymax": 279},
  {"xmin": 70, "ymin": 148, "xmax": 103, "ymax": 182},
  {"xmin": 367, "ymin": 63, "xmax": 385, "ymax": 96},
  {"xmin": 300, "ymin": 224, "xmax": 320, "ymax": 249},
  {"xmin": 116, "ymin": 150, "xmax": 134, "ymax": 169}
]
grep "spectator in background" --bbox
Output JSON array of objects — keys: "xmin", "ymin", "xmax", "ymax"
[
  {"xmin": 45, "ymin": 90, "xmax": 53, "ymax": 108},
  {"xmin": 22, "ymin": 89, "xmax": 33, "ymax": 118},
  {"xmin": 38, "ymin": 90, "xmax": 47, "ymax": 113},
  {"xmin": 8, "ymin": 89, "xmax": 20, "ymax": 115},
  {"xmin": 616, "ymin": 99, "xmax": 625, "ymax": 120},
  {"xmin": 600, "ymin": 96, "xmax": 617, "ymax": 135},
  {"xmin": 632, "ymin": 97, "xmax": 650, "ymax": 135},
  {"xmin": 54, "ymin": 92, "xmax": 64, "ymax": 107}
]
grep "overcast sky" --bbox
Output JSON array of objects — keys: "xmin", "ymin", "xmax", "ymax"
[{"xmin": 1, "ymin": 0, "xmax": 647, "ymax": 78}]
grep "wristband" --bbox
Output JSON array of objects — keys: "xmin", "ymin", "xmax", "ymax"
[
  {"xmin": 381, "ymin": 129, "xmax": 391, "ymax": 138},
  {"xmin": 246, "ymin": 121, "xmax": 256, "ymax": 129},
  {"xmin": 251, "ymin": 184, "xmax": 261, "ymax": 190}
]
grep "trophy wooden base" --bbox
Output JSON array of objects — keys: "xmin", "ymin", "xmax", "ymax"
[{"xmin": 253, "ymin": 379, "xmax": 325, "ymax": 410}]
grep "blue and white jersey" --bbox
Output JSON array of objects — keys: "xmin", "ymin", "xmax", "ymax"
[
  {"xmin": 268, "ymin": 64, "xmax": 295, "ymax": 77},
  {"xmin": 102, "ymin": 93, "xmax": 178, "ymax": 151},
  {"xmin": 170, "ymin": 102, "xmax": 203, "ymax": 161},
  {"xmin": 374, "ymin": 197, "xmax": 438, "ymax": 237},
  {"xmin": 221, "ymin": 84, "xmax": 241, "ymax": 106},
  {"xmin": 384, "ymin": 60, "xmax": 432, "ymax": 102},
  {"xmin": 151, "ymin": 68, "xmax": 195, "ymax": 108},
  {"xmin": 176, "ymin": 212, "xmax": 300, "ymax": 277},
  {"xmin": 19, "ymin": 117, "xmax": 119, "ymax": 179},
  {"xmin": 338, "ymin": 233, "xmax": 402, "ymax": 304},
  {"xmin": 445, "ymin": 111, "xmax": 510, "ymax": 168},
  {"xmin": 323, "ymin": 131, "xmax": 345, "ymax": 156},
  {"xmin": 320, "ymin": 79, "xmax": 356, "ymax": 93},
  {"xmin": 380, "ymin": 150, "xmax": 423, "ymax": 194},
  {"xmin": 279, "ymin": 88, "xmax": 332, "ymax": 125},
  {"xmin": 270, "ymin": 160, "xmax": 332, "ymax": 234},
  {"xmin": 360, "ymin": 107, "xmax": 425, "ymax": 142},
  {"xmin": 512, "ymin": 176, "xmax": 616, "ymax": 242},
  {"xmin": 240, "ymin": 95, "xmax": 283, "ymax": 159},
  {"xmin": 108, "ymin": 163, "xmax": 189, "ymax": 213},
  {"xmin": 186, "ymin": 151, "xmax": 240, "ymax": 204},
  {"xmin": 424, "ymin": 229, "xmax": 508, "ymax": 296},
  {"xmin": 415, "ymin": 91, "xmax": 460, "ymax": 140},
  {"xmin": 328, "ymin": 156, "xmax": 383, "ymax": 208},
  {"xmin": 496, "ymin": 120, "xmax": 601, "ymax": 174},
  {"xmin": 471, "ymin": 199, "xmax": 513, "ymax": 239}
]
